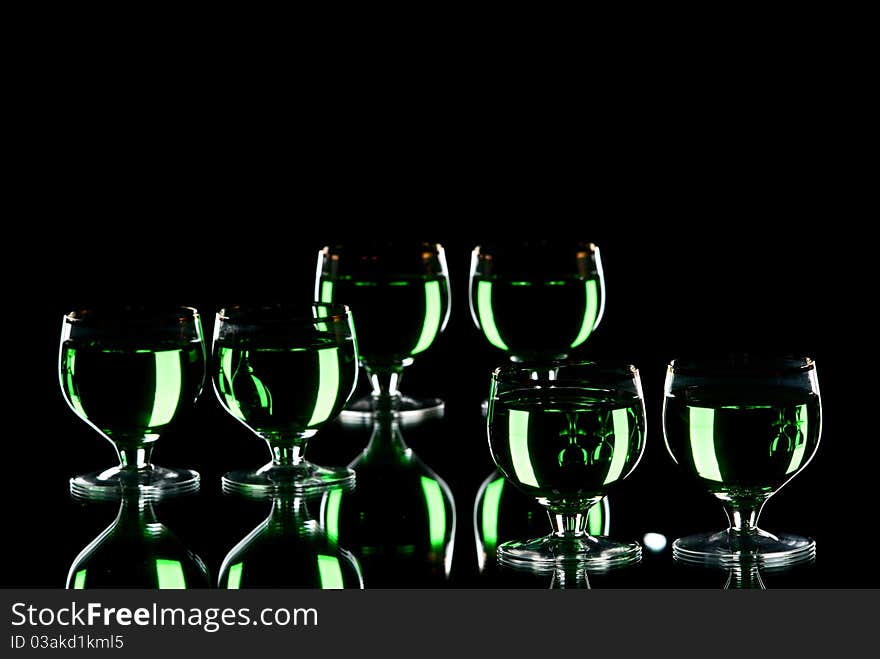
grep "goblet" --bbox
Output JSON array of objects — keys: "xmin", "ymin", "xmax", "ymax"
[
  {"xmin": 67, "ymin": 487, "xmax": 209, "ymax": 589},
  {"xmin": 487, "ymin": 361, "xmax": 644, "ymax": 570},
  {"xmin": 472, "ymin": 240, "xmax": 610, "ymax": 558},
  {"xmin": 218, "ymin": 488, "xmax": 363, "ymax": 589},
  {"xmin": 213, "ymin": 303, "xmax": 358, "ymax": 495},
  {"xmin": 663, "ymin": 355, "xmax": 821, "ymax": 567},
  {"xmin": 315, "ymin": 241, "xmax": 451, "ymax": 422},
  {"xmin": 60, "ymin": 306, "xmax": 204, "ymax": 500},
  {"xmin": 469, "ymin": 240, "xmax": 605, "ymax": 362},
  {"xmin": 320, "ymin": 408, "xmax": 457, "ymax": 585}
]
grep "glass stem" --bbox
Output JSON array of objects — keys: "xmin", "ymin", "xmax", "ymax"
[
  {"xmin": 548, "ymin": 510, "xmax": 590, "ymax": 538},
  {"xmin": 117, "ymin": 491, "xmax": 160, "ymax": 530},
  {"xmin": 118, "ymin": 445, "xmax": 153, "ymax": 471},
  {"xmin": 272, "ymin": 444, "xmax": 305, "ymax": 467},
  {"xmin": 722, "ymin": 499, "xmax": 766, "ymax": 535},
  {"xmin": 725, "ymin": 565, "xmax": 765, "ymax": 590},
  {"xmin": 269, "ymin": 495, "xmax": 314, "ymax": 534},
  {"xmin": 550, "ymin": 566, "xmax": 591, "ymax": 589},
  {"xmin": 367, "ymin": 364, "xmax": 404, "ymax": 413}
]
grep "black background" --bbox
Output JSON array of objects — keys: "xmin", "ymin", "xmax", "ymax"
[
  {"xmin": 6, "ymin": 205, "xmax": 875, "ymax": 589},
  {"xmin": 2, "ymin": 74, "xmax": 872, "ymax": 584}
]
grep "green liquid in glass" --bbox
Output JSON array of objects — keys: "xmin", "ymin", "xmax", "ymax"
[
  {"xmin": 471, "ymin": 274, "xmax": 601, "ymax": 358},
  {"xmin": 214, "ymin": 335, "xmax": 356, "ymax": 438},
  {"xmin": 489, "ymin": 388, "xmax": 643, "ymax": 505},
  {"xmin": 60, "ymin": 339, "xmax": 204, "ymax": 444},
  {"xmin": 319, "ymin": 275, "xmax": 448, "ymax": 364},
  {"xmin": 664, "ymin": 388, "xmax": 821, "ymax": 499}
]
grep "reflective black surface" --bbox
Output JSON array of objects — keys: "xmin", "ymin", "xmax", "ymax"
[
  {"xmin": 38, "ymin": 403, "xmax": 866, "ymax": 589},
  {"xmin": 8, "ymin": 232, "xmax": 874, "ymax": 588}
]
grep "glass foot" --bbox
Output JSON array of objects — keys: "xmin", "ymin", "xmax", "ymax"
[
  {"xmin": 70, "ymin": 465, "xmax": 200, "ymax": 502},
  {"xmin": 222, "ymin": 461, "xmax": 355, "ymax": 498},
  {"xmin": 339, "ymin": 394, "xmax": 445, "ymax": 426},
  {"xmin": 498, "ymin": 534, "xmax": 641, "ymax": 573},
  {"xmin": 672, "ymin": 528, "xmax": 816, "ymax": 568}
]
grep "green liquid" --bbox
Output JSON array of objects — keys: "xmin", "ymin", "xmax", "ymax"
[
  {"xmin": 214, "ymin": 335, "xmax": 356, "ymax": 438},
  {"xmin": 331, "ymin": 458, "xmax": 455, "ymax": 587},
  {"xmin": 489, "ymin": 388, "xmax": 644, "ymax": 506},
  {"xmin": 60, "ymin": 339, "xmax": 204, "ymax": 443},
  {"xmin": 470, "ymin": 274, "xmax": 602, "ymax": 358},
  {"xmin": 475, "ymin": 470, "xmax": 609, "ymax": 563},
  {"xmin": 663, "ymin": 388, "xmax": 821, "ymax": 498},
  {"xmin": 318, "ymin": 275, "xmax": 448, "ymax": 364},
  {"xmin": 325, "ymin": 417, "xmax": 455, "ymax": 586},
  {"xmin": 67, "ymin": 497, "xmax": 210, "ymax": 589},
  {"xmin": 218, "ymin": 498, "xmax": 362, "ymax": 589}
]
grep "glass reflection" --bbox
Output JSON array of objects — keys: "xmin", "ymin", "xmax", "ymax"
[
  {"xmin": 673, "ymin": 554, "xmax": 813, "ymax": 589},
  {"xmin": 66, "ymin": 487, "xmax": 209, "ymax": 589},
  {"xmin": 321, "ymin": 410, "xmax": 456, "ymax": 586},
  {"xmin": 474, "ymin": 470, "xmax": 610, "ymax": 572},
  {"xmin": 497, "ymin": 560, "xmax": 592, "ymax": 589},
  {"xmin": 218, "ymin": 490, "xmax": 363, "ymax": 589},
  {"xmin": 724, "ymin": 563, "xmax": 766, "ymax": 590},
  {"xmin": 549, "ymin": 565, "xmax": 591, "ymax": 590}
]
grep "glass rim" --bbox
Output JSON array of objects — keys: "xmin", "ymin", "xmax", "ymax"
[
  {"xmin": 492, "ymin": 359, "xmax": 639, "ymax": 385},
  {"xmin": 472, "ymin": 241, "xmax": 600, "ymax": 257},
  {"xmin": 320, "ymin": 241, "xmax": 446, "ymax": 255},
  {"xmin": 668, "ymin": 355, "xmax": 816, "ymax": 376},
  {"xmin": 64, "ymin": 306, "xmax": 199, "ymax": 324},
  {"xmin": 217, "ymin": 302, "xmax": 351, "ymax": 324}
]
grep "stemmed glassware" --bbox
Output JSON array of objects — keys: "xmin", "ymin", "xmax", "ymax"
[
  {"xmin": 218, "ymin": 488, "xmax": 363, "ymax": 589},
  {"xmin": 471, "ymin": 240, "xmax": 610, "ymax": 567},
  {"xmin": 212, "ymin": 303, "xmax": 359, "ymax": 495},
  {"xmin": 663, "ymin": 355, "xmax": 821, "ymax": 567},
  {"xmin": 469, "ymin": 240, "xmax": 605, "ymax": 363},
  {"xmin": 487, "ymin": 361, "xmax": 645, "ymax": 569},
  {"xmin": 59, "ymin": 306, "xmax": 205, "ymax": 500},
  {"xmin": 320, "ymin": 408, "xmax": 457, "ymax": 585},
  {"xmin": 474, "ymin": 471, "xmax": 609, "ymax": 572},
  {"xmin": 315, "ymin": 241, "xmax": 451, "ymax": 421},
  {"xmin": 67, "ymin": 487, "xmax": 210, "ymax": 589}
]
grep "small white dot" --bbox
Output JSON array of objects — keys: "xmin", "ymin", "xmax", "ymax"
[{"xmin": 643, "ymin": 532, "xmax": 667, "ymax": 553}]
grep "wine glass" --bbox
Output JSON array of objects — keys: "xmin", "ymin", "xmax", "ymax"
[
  {"xmin": 663, "ymin": 355, "xmax": 822, "ymax": 567},
  {"xmin": 471, "ymin": 240, "xmax": 611, "ymax": 543},
  {"xmin": 319, "ymin": 408, "xmax": 457, "ymax": 585},
  {"xmin": 315, "ymin": 241, "xmax": 451, "ymax": 421},
  {"xmin": 218, "ymin": 489, "xmax": 363, "ymax": 589},
  {"xmin": 469, "ymin": 240, "xmax": 605, "ymax": 363},
  {"xmin": 60, "ymin": 306, "xmax": 204, "ymax": 500},
  {"xmin": 487, "ymin": 361, "xmax": 645, "ymax": 570},
  {"xmin": 67, "ymin": 487, "xmax": 210, "ymax": 589},
  {"xmin": 213, "ymin": 303, "xmax": 359, "ymax": 495}
]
